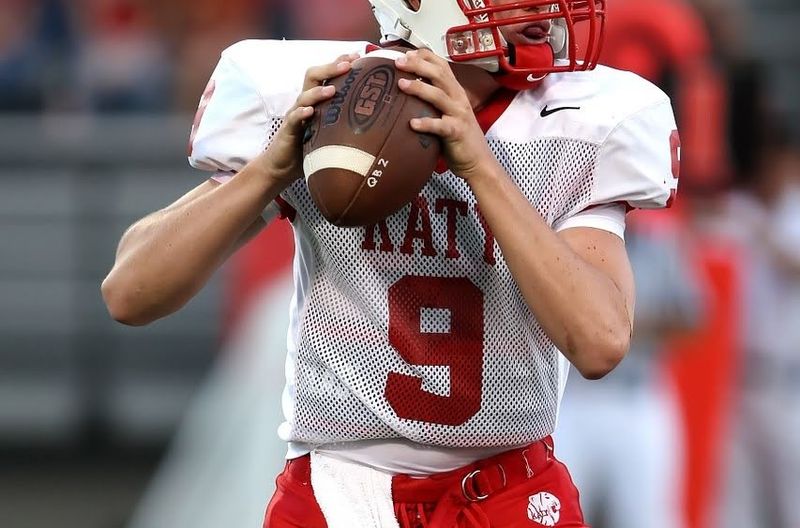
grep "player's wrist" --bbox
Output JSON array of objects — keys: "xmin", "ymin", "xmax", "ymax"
[
  {"xmin": 462, "ymin": 155, "xmax": 505, "ymax": 190},
  {"xmin": 241, "ymin": 153, "xmax": 297, "ymax": 197},
  {"xmin": 264, "ymin": 163, "xmax": 300, "ymax": 190}
]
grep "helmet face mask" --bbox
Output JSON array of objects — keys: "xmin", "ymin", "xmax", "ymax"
[{"xmin": 370, "ymin": 0, "xmax": 606, "ymax": 81}]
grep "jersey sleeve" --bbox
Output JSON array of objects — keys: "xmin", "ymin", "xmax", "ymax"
[
  {"xmin": 186, "ymin": 43, "xmax": 295, "ymax": 223},
  {"xmin": 555, "ymin": 99, "xmax": 679, "ymax": 235},
  {"xmin": 593, "ymin": 100, "xmax": 679, "ymax": 210},
  {"xmin": 187, "ymin": 47, "xmax": 278, "ymax": 173}
]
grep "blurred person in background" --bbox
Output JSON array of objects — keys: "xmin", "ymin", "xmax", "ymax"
[
  {"xmin": 688, "ymin": 0, "xmax": 749, "ymax": 63},
  {"xmin": 556, "ymin": 214, "xmax": 702, "ymax": 528},
  {"xmin": 557, "ymin": 1, "xmax": 731, "ymax": 527},
  {"xmin": 599, "ymin": 0, "xmax": 729, "ymax": 190},
  {"xmin": 715, "ymin": 131, "xmax": 800, "ymax": 528},
  {"xmin": 275, "ymin": 0, "xmax": 379, "ymax": 41},
  {"xmin": 680, "ymin": 2, "xmax": 800, "ymax": 526},
  {"xmin": 0, "ymin": 0, "xmax": 47, "ymax": 112},
  {"xmin": 71, "ymin": 0, "xmax": 171, "ymax": 112},
  {"xmin": 0, "ymin": 0, "xmax": 74, "ymax": 112},
  {"xmin": 154, "ymin": 0, "xmax": 270, "ymax": 111},
  {"xmin": 149, "ymin": 0, "xmax": 376, "ymax": 114}
]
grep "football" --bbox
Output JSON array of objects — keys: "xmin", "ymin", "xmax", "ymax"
[{"xmin": 302, "ymin": 49, "xmax": 441, "ymax": 227}]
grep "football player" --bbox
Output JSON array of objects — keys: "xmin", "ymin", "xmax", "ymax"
[{"xmin": 102, "ymin": 1, "xmax": 679, "ymax": 526}]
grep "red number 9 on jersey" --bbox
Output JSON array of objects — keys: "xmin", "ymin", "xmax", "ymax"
[{"xmin": 385, "ymin": 275, "xmax": 484, "ymax": 426}]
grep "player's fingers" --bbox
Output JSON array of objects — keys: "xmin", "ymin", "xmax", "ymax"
[
  {"xmin": 294, "ymin": 84, "xmax": 336, "ymax": 109},
  {"xmin": 282, "ymin": 105, "xmax": 315, "ymax": 135},
  {"xmin": 408, "ymin": 116, "xmax": 456, "ymax": 139},
  {"xmin": 303, "ymin": 53, "xmax": 360, "ymax": 91},
  {"xmin": 308, "ymin": 52, "xmax": 359, "ymax": 79},
  {"xmin": 413, "ymin": 47, "xmax": 452, "ymax": 70},
  {"xmin": 395, "ymin": 50, "xmax": 458, "ymax": 94},
  {"xmin": 394, "ymin": 52, "xmax": 442, "ymax": 83},
  {"xmin": 397, "ymin": 77, "xmax": 461, "ymax": 116}
]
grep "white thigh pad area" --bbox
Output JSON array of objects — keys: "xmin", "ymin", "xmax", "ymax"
[{"xmin": 309, "ymin": 451, "xmax": 400, "ymax": 528}]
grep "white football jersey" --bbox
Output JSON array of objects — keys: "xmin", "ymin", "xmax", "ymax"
[{"xmin": 190, "ymin": 40, "xmax": 678, "ymax": 453}]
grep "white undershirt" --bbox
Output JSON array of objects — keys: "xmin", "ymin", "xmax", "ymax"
[
  {"xmin": 554, "ymin": 203, "xmax": 627, "ymax": 240},
  {"xmin": 299, "ymin": 438, "xmax": 526, "ymax": 476}
]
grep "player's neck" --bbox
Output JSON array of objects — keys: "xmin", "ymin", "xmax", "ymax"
[{"xmin": 450, "ymin": 62, "xmax": 504, "ymax": 112}]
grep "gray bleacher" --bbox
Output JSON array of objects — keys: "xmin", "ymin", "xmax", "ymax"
[{"xmin": 0, "ymin": 116, "xmax": 222, "ymax": 450}]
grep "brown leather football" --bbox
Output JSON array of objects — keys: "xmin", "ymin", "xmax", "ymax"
[{"xmin": 302, "ymin": 49, "xmax": 441, "ymax": 227}]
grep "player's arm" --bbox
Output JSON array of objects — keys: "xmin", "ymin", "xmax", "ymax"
[
  {"xmin": 469, "ymin": 170, "xmax": 635, "ymax": 379},
  {"xmin": 102, "ymin": 166, "xmax": 276, "ymax": 327},
  {"xmin": 102, "ymin": 56, "xmax": 357, "ymax": 326}
]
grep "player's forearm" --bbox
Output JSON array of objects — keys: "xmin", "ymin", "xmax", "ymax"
[
  {"xmin": 469, "ymin": 162, "xmax": 631, "ymax": 379},
  {"xmin": 102, "ymin": 162, "xmax": 282, "ymax": 326}
]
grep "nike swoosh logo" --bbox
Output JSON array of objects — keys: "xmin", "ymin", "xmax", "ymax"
[{"xmin": 540, "ymin": 105, "xmax": 581, "ymax": 117}]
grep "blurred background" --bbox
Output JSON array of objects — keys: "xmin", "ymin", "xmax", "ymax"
[{"xmin": 0, "ymin": 1, "xmax": 798, "ymax": 528}]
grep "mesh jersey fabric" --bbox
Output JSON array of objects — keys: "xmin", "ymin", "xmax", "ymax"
[{"xmin": 188, "ymin": 39, "xmax": 678, "ymax": 449}]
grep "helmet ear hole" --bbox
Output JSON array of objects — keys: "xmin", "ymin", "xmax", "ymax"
[{"xmin": 402, "ymin": 0, "xmax": 421, "ymax": 11}]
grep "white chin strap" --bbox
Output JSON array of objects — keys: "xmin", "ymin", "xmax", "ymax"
[{"xmin": 373, "ymin": 6, "xmax": 411, "ymax": 43}]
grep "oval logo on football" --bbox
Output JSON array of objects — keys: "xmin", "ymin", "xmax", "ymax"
[{"xmin": 349, "ymin": 65, "xmax": 394, "ymax": 134}]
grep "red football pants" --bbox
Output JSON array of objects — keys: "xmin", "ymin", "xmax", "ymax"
[{"xmin": 263, "ymin": 437, "xmax": 588, "ymax": 528}]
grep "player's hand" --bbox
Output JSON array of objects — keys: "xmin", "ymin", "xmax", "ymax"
[
  {"xmin": 394, "ymin": 48, "xmax": 497, "ymax": 182},
  {"xmin": 257, "ymin": 53, "xmax": 361, "ymax": 186}
]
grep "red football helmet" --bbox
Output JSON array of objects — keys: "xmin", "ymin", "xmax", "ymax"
[{"xmin": 369, "ymin": 0, "xmax": 606, "ymax": 89}]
